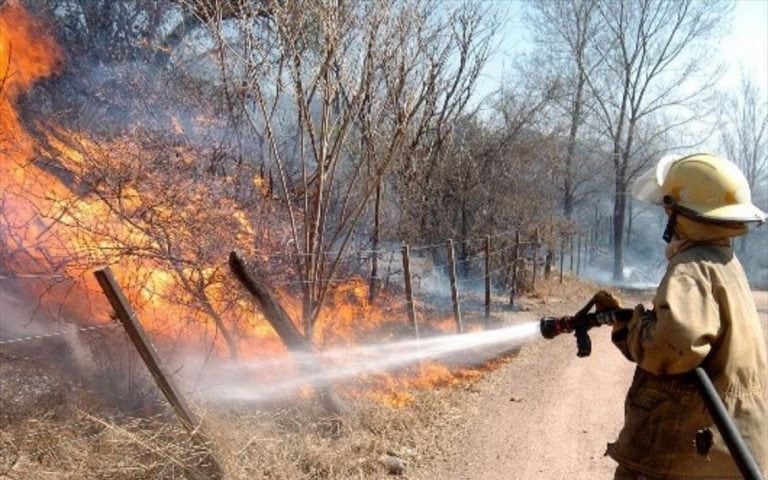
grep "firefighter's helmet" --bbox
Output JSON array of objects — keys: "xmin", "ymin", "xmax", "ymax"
[{"xmin": 632, "ymin": 153, "xmax": 766, "ymax": 224}]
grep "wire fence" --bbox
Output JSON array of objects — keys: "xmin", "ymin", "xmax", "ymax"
[
  {"xmin": 1, "ymin": 228, "xmax": 595, "ymax": 339},
  {"xmin": 0, "ymin": 227, "xmax": 599, "ymax": 479},
  {"xmin": 0, "ymin": 321, "xmax": 120, "ymax": 346}
]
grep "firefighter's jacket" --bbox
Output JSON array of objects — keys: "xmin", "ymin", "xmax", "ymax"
[{"xmin": 607, "ymin": 241, "xmax": 768, "ymax": 479}]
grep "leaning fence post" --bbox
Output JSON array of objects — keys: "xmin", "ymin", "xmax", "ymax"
[
  {"xmin": 402, "ymin": 243, "xmax": 419, "ymax": 338},
  {"xmin": 94, "ymin": 267, "xmax": 222, "ymax": 480},
  {"xmin": 485, "ymin": 235, "xmax": 491, "ymax": 319},
  {"xmin": 228, "ymin": 252, "xmax": 348, "ymax": 416},
  {"xmin": 447, "ymin": 239, "xmax": 464, "ymax": 333}
]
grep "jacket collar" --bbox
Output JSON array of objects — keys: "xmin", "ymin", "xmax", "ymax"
[{"xmin": 665, "ymin": 236, "xmax": 731, "ymax": 260}]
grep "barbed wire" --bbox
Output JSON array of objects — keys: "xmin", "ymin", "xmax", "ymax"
[
  {"xmin": 455, "ymin": 263, "xmax": 516, "ymax": 284},
  {"xmin": 1, "ymin": 229, "xmax": 551, "ymax": 282},
  {"xmin": 0, "ymin": 322, "xmax": 120, "ymax": 346},
  {"xmin": 0, "ymin": 273, "xmax": 68, "ymax": 279}
]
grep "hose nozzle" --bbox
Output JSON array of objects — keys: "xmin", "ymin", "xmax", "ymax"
[
  {"xmin": 540, "ymin": 316, "xmax": 575, "ymax": 339},
  {"xmin": 540, "ymin": 309, "xmax": 634, "ymax": 357}
]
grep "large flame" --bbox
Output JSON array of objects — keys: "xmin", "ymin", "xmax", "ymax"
[
  {"xmin": 1, "ymin": 2, "xmax": 64, "ymax": 236},
  {"xmin": 0, "ymin": 5, "xmax": 510, "ymax": 408}
]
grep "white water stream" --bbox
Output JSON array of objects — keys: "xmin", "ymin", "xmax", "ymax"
[{"xmin": 192, "ymin": 321, "xmax": 542, "ymax": 403}]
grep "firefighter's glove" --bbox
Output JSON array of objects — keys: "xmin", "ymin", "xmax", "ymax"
[
  {"xmin": 593, "ymin": 290, "xmax": 621, "ymax": 313},
  {"xmin": 614, "ymin": 303, "xmax": 646, "ymax": 333}
]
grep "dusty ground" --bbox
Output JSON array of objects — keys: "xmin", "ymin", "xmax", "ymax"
[{"xmin": 408, "ymin": 290, "xmax": 768, "ymax": 480}]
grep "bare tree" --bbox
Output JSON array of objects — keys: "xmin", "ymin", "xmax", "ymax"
[
  {"xmin": 526, "ymin": 0, "xmax": 603, "ymax": 219},
  {"xmin": 204, "ymin": 0, "xmax": 497, "ymax": 340},
  {"xmin": 401, "ymin": 81, "xmax": 561, "ymax": 250},
  {"xmin": 720, "ymin": 72, "xmax": 768, "ymax": 253},
  {"xmin": 585, "ymin": 0, "xmax": 729, "ymax": 280}
]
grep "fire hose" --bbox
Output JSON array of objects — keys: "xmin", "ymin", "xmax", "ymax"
[{"xmin": 540, "ymin": 298, "xmax": 765, "ymax": 480}]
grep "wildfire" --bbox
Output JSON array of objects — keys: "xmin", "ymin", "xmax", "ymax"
[
  {"xmin": 1, "ymin": 4, "xmax": 512, "ymax": 409},
  {"xmin": 1, "ymin": 2, "xmax": 63, "ymax": 223}
]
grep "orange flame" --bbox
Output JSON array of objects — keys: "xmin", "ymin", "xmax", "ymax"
[{"xmin": 0, "ymin": 5, "xmax": 510, "ymax": 407}]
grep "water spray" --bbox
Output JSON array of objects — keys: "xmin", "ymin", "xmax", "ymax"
[{"xmin": 194, "ymin": 320, "xmax": 542, "ymax": 402}]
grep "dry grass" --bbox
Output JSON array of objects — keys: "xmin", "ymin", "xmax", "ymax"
[
  {"xmin": 1, "ymin": 277, "xmax": 599, "ymax": 479},
  {"xmin": 0, "ymin": 406, "xmax": 206, "ymax": 479},
  {"xmin": 206, "ymin": 390, "xmax": 469, "ymax": 479},
  {"xmin": 0, "ymin": 386, "xmax": 471, "ymax": 479}
]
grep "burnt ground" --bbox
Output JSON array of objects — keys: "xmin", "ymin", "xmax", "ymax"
[{"xmin": 408, "ymin": 290, "xmax": 768, "ymax": 480}]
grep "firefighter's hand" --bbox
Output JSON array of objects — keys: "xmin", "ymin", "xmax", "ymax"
[
  {"xmin": 593, "ymin": 290, "xmax": 621, "ymax": 312},
  {"xmin": 614, "ymin": 303, "xmax": 644, "ymax": 332}
]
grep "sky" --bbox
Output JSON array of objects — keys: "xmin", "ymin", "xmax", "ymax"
[
  {"xmin": 719, "ymin": 0, "xmax": 768, "ymax": 90},
  {"xmin": 474, "ymin": 0, "xmax": 768, "ymax": 103}
]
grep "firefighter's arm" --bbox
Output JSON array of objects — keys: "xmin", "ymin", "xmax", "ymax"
[
  {"xmin": 621, "ymin": 271, "xmax": 721, "ymax": 375},
  {"xmin": 610, "ymin": 305, "xmax": 641, "ymax": 362}
]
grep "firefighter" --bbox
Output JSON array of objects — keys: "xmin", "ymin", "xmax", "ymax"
[{"xmin": 606, "ymin": 153, "xmax": 768, "ymax": 479}]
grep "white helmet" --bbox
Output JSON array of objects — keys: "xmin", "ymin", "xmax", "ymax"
[{"xmin": 632, "ymin": 153, "xmax": 766, "ymax": 224}]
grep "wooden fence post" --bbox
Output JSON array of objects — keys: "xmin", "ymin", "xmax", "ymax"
[
  {"xmin": 559, "ymin": 237, "xmax": 565, "ymax": 284},
  {"xmin": 228, "ymin": 252, "xmax": 348, "ymax": 416},
  {"xmin": 544, "ymin": 248, "xmax": 553, "ymax": 280},
  {"xmin": 484, "ymin": 235, "xmax": 491, "ymax": 319},
  {"xmin": 93, "ymin": 267, "xmax": 222, "ymax": 480},
  {"xmin": 532, "ymin": 229, "xmax": 540, "ymax": 289},
  {"xmin": 368, "ymin": 182, "xmax": 381, "ymax": 306},
  {"xmin": 401, "ymin": 243, "xmax": 419, "ymax": 338},
  {"xmin": 510, "ymin": 232, "xmax": 520, "ymax": 307},
  {"xmin": 447, "ymin": 239, "xmax": 464, "ymax": 333},
  {"xmin": 576, "ymin": 235, "xmax": 582, "ymax": 276}
]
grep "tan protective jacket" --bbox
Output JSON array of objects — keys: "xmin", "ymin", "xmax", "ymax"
[{"xmin": 607, "ymin": 242, "xmax": 768, "ymax": 479}]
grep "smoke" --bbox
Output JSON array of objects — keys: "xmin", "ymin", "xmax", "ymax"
[{"xmin": 0, "ymin": 276, "xmax": 107, "ymax": 378}]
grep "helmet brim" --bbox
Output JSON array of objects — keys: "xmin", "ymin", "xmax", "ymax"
[
  {"xmin": 695, "ymin": 203, "xmax": 767, "ymax": 224},
  {"xmin": 631, "ymin": 155, "xmax": 680, "ymax": 204}
]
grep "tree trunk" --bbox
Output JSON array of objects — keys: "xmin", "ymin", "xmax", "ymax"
[
  {"xmin": 368, "ymin": 181, "xmax": 381, "ymax": 305},
  {"xmin": 460, "ymin": 201, "xmax": 470, "ymax": 277},
  {"xmin": 564, "ymin": 72, "xmax": 586, "ymax": 218},
  {"xmin": 625, "ymin": 196, "xmax": 633, "ymax": 247},
  {"xmin": 612, "ymin": 177, "xmax": 627, "ymax": 281},
  {"xmin": 738, "ymin": 235, "xmax": 748, "ymax": 255}
]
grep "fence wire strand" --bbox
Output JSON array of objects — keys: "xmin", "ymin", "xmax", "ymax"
[{"xmin": 0, "ymin": 322, "xmax": 120, "ymax": 345}]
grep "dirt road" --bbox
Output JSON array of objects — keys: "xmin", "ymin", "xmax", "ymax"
[{"xmin": 410, "ymin": 291, "xmax": 768, "ymax": 480}]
